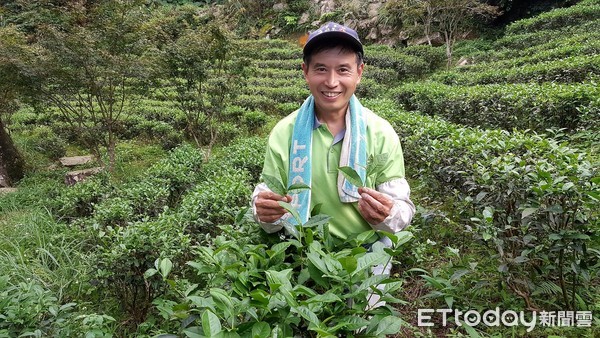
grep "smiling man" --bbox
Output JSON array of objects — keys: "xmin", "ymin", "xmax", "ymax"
[{"xmin": 251, "ymin": 22, "xmax": 415, "ymax": 306}]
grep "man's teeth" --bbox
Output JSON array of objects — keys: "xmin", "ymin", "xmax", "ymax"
[{"xmin": 323, "ymin": 92, "xmax": 341, "ymax": 97}]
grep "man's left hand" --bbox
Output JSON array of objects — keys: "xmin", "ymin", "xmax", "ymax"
[{"xmin": 357, "ymin": 187, "xmax": 393, "ymax": 225}]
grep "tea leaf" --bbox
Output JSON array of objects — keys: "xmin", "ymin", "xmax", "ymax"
[
  {"xmin": 338, "ymin": 166, "xmax": 364, "ymax": 188},
  {"xmin": 159, "ymin": 258, "xmax": 173, "ymax": 279},
  {"xmin": 201, "ymin": 310, "xmax": 222, "ymax": 337},
  {"xmin": 374, "ymin": 316, "xmax": 403, "ymax": 335},
  {"xmin": 278, "ymin": 201, "xmax": 303, "ymax": 227},
  {"xmin": 252, "ymin": 322, "xmax": 271, "ymax": 338},
  {"xmin": 263, "ymin": 173, "xmax": 286, "ymax": 196},
  {"xmin": 303, "ymin": 214, "xmax": 331, "ymax": 228},
  {"xmin": 288, "ymin": 182, "xmax": 311, "ymax": 192}
]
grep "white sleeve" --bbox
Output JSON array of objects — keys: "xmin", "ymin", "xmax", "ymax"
[
  {"xmin": 370, "ymin": 178, "xmax": 415, "ymax": 233},
  {"xmin": 251, "ymin": 182, "xmax": 284, "ymax": 233}
]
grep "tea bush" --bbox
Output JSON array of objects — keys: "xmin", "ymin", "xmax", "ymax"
[
  {"xmin": 254, "ymin": 59, "xmax": 301, "ymax": 70},
  {"xmin": 94, "ymin": 214, "xmax": 194, "ymax": 328},
  {"xmin": 392, "ymin": 81, "xmax": 600, "ymax": 132},
  {"xmin": 153, "ymin": 214, "xmax": 413, "ymax": 337},
  {"xmin": 176, "ymin": 164, "xmax": 252, "ymax": 234},
  {"xmin": 505, "ymin": 3, "xmax": 600, "ymax": 35},
  {"xmin": 218, "ymin": 136, "xmax": 267, "ymax": 183},
  {"xmin": 493, "ymin": 20, "xmax": 600, "ymax": 50},
  {"xmin": 431, "ymin": 54, "xmax": 600, "ymax": 85},
  {"xmin": 368, "ymin": 98, "xmax": 599, "ymax": 310},
  {"xmin": 466, "ymin": 38, "xmax": 600, "ymax": 71},
  {"xmin": 364, "ymin": 45, "xmax": 431, "ymax": 80}
]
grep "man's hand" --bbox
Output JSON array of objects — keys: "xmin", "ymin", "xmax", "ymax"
[
  {"xmin": 255, "ymin": 191, "xmax": 292, "ymax": 223},
  {"xmin": 357, "ymin": 187, "xmax": 393, "ymax": 225}
]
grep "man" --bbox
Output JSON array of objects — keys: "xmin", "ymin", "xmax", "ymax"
[{"xmin": 251, "ymin": 22, "xmax": 415, "ymax": 307}]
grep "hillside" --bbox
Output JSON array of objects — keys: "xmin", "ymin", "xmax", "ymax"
[{"xmin": 0, "ymin": 0, "xmax": 598, "ymax": 337}]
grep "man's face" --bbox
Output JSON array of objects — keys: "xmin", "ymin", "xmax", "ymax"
[{"xmin": 302, "ymin": 47, "xmax": 364, "ymax": 118}]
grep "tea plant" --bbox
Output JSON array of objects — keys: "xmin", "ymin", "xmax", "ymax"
[{"xmin": 152, "ymin": 210, "xmax": 413, "ymax": 337}]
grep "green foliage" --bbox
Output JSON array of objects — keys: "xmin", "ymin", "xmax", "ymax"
[
  {"xmin": 177, "ymin": 163, "xmax": 252, "ymax": 232},
  {"xmin": 217, "ymin": 136, "xmax": 267, "ymax": 183},
  {"xmin": 150, "ymin": 6, "xmax": 251, "ymax": 152},
  {"xmin": 369, "ymin": 97, "xmax": 599, "ymax": 311},
  {"xmin": 94, "ymin": 215, "xmax": 194, "ymax": 329},
  {"xmin": 393, "ymin": 81, "xmax": 600, "ymax": 132},
  {"xmin": 154, "ymin": 212, "xmax": 413, "ymax": 337},
  {"xmin": 505, "ymin": 3, "xmax": 600, "ymax": 35},
  {"xmin": 364, "ymin": 45, "xmax": 438, "ymax": 80},
  {"xmin": 431, "ymin": 54, "xmax": 600, "ymax": 85}
]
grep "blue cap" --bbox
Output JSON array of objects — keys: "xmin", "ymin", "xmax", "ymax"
[{"xmin": 303, "ymin": 22, "xmax": 363, "ymax": 57}]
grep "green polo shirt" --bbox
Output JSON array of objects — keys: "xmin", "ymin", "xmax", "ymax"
[{"xmin": 262, "ymin": 107, "xmax": 406, "ymax": 240}]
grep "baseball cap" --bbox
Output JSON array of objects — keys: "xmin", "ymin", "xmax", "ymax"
[{"xmin": 303, "ymin": 22, "xmax": 363, "ymax": 57}]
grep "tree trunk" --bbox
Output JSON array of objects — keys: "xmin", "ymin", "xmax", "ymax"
[{"xmin": 0, "ymin": 119, "xmax": 25, "ymax": 186}]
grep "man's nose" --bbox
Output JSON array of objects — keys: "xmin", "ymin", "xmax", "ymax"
[{"xmin": 324, "ymin": 70, "xmax": 339, "ymax": 87}]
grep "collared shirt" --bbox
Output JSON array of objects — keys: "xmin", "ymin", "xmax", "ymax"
[{"xmin": 252, "ymin": 106, "xmax": 415, "ymax": 239}]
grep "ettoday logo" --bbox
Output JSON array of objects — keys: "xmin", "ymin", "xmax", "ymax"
[{"xmin": 418, "ymin": 308, "xmax": 593, "ymax": 332}]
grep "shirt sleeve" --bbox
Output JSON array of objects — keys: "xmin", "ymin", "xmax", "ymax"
[
  {"xmin": 251, "ymin": 182, "xmax": 285, "ymax": 233},
  {"xmin": 370, "ymin": 178, "xmax": 415, "ymax": 233}
]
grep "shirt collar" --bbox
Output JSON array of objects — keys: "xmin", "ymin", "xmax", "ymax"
[{"xmin": 312, "ymin": 112, "xmax": 346, "ymax": 145}]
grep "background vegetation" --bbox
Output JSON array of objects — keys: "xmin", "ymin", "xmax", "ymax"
[{"xmin": 0, "ymin": 0, "xmax": 598, "ymax": 337}]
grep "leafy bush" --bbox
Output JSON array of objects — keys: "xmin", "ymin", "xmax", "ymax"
[
  {"xmin": 494, "ymin": 20, "xmax": 600, "ymax": 50},
  {"xmin": 364, "ymin": 45, "xmax": 431, "ymax": 80},
  {"xmin": 431, "ymin": 54, "xmax": 600, "ymax": 85},
  {"xmin": 242, "ymin": 109, "xmax": 269, "ymax": 132},
  {"xmin": 52, "ymin": 173, "xmax": 113, "ymax": 221},
  {"xmin": 154, "ymin": 214, "xmax": 413, "ymax": 337},
  {"xmin": 505, "ymin": 3, "xmax": 600, "ymax": 35},
  {"xmin": 254, "ymin": 59, "xmax": 301, "ymax": 70},
  {"xmin": 218, "ymin": 136, "xmax": 267, "ymax": 183},
  {"xmin": 176, "ymin": 164, "xmax": 252, "ymax": 233},
  {"xmin": 94, "ymin": 215, "xmax": 193, "ymax": 329},
  {"xmin": 368, "ymin": 98, "xmax": 599, "ymax": 310},
  {"xmin": 392, "ymin": 81, "xmax": 600, "ymax": 132}
]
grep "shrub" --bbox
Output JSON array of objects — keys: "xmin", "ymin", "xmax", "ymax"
[
  {"xmin": 242, "ymin": 109, "xmax": 269, "ymax": 132},
  {"xmin": 364, "ymin": 46, "xmax": 430, "ymax": 79},
  {"xmin": 176, "ymin": 165, "xmax": 252, "ymax": 234},
  {"xmin": 431, "ymin": 54, "xmax": 600, "ymax": 85},
  {"xmin": 505, "ymin": 3, "xmax": 600, "ymax": 35},
  {"xmin": 94, "ymin": 215, "xmax": 193, "ymax": 329},
  {"xmin": 218, "ymin": 136, "xmax": 267, "ymax": 183},
  {"xmin": 153, "ymin": 215, "xmax": 413, "ymax": 337},
  {"xmin": 52, "ymin": 173, "xmax": 113, "ymax": 221},
  {"xmin": 392, "ymin": 81, "xmax": 600, "ymax": 132},
  {"xmin": 367, "ymin": 98, "xmax": 599, "ymax": 311}
]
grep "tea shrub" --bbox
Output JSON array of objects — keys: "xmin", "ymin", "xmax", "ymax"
[
  {"xmin": 368, "ymin": 98, "xmax": 599, "ymax": 310},
  {"xmin": 176, "ymin": 164, "xmax": 252, "ymax": 234},
  {"xmin": 218, "ymin": 136, "xmax": 267, "ymax": 183},
  {"xmin": 392, "ymin": 81, "xmax": 600, "ymax": 132},
  {"xmin": 94, "ymin": 215, "xmax": 193, "ymax": 328},
  {"xmin": 154, "ymin": 213, "xmax": 412, "ymax": 337},
  {"xmin": 505, "ymin": 3, "xmax": 600, "ymax": 35}
]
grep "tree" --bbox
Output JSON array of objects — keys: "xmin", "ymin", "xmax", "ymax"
[
  {"xmin": 0, "ymin": 25, "xmax": 30, "ymax": 185},
  {"xmin": 154, "ymin": 7, "xmax": 248, "ymax": 159},
  {"xmin": 12, "ymin": 0, "xmax": 159, "ymax": 172},
  {"xmin": 393, "ymin": 0, "xmax": 500, "ymax": 66},
  {"xmin": 435, "ymin": 0, "xmax": 500, "ymax": 67}
]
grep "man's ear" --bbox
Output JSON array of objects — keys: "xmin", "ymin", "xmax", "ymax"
[
  {"xmin": 357, "ymin": 63, "xmax": 365, "ymax": 83},
  {"xmin": 301, "ymin": 62, "xmax": 309, "ymax": 81}
]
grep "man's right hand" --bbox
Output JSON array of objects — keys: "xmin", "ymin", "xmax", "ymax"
[{"xmin": 255, "ymin": 191, "xmax": 292, "ymax": 223}]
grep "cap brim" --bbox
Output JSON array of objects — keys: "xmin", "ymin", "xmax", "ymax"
[{"xmin": 303, "ymin": 31, "xmax": 363, "ymax": 56}]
